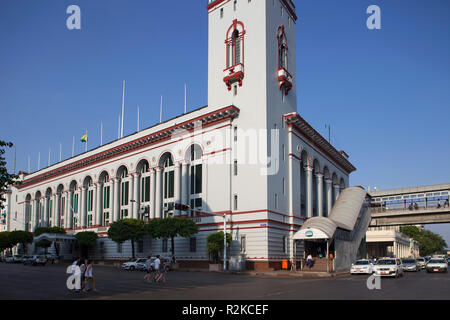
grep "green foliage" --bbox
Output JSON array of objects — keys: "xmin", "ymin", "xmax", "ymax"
[
  {"xmin": 9, "ymin": 230, "xmax": 33, "ymax": 247},
  {"xmin": 34, "ymin": 226, "xmax": 66, "ymax": 237},
  {"xmin": 401, "ymin": 226, "xmax": 448, "ymax": 256},
  {"xmin": 108, "ymin": 219, "xmax": 147, "ymax": 244},
  {"xmin": 150, "ymin": 217, "xmax": 198, "ymax": 257},
  {"xmin": 108, "ymin": 219, "xmax": 147, "ymax": 259},
  {"xmin": 0, "ymin": 231, "xmax": 13, "ymax": 252},
  {"xmin": 75, "ymin": 231, "xmax": 98, "ymax": 248},
  {"xmin": 206, "ymin": 231, "xmax": 232, "ymax": 264},
  {"xmin": 0, "ymin": 141, "xmax": 20, "ymax": 210},
  {"xmin": 152, "ymin": 217, "xmax": 198, "ymax": 239},
  {"xmin": 35, "ymin": 239, "xmax": 52, "ymax": 249}
]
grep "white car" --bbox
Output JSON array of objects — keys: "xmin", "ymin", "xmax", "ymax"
[
  {"xmin": 426, "ymin": 259, "xmax": 448, "ymax": 273},
  {"xmin": 350, "ymin": 260, "xmax": 374, "ymax": 275},
  {"xmin": 373, "ymin": 258, "xmax": 404, "ymax": 278},
  {"xmin": 122, "ymin": 258, "xmax": 148, "ymax": 271}
]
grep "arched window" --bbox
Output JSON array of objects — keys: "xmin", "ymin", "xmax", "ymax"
[
  {"xmin": 118, "ymin": 167, "xmax": 129, "ymax": 219},
  {"xmin": 228, "ymin": 30, "xmax": 241, "ymax": 68},
  {"xmin": 277, "ymin": 25, "xmax": 293, "ymax": 95},
  {"xmin": 277, "ymin": 26, "xmax": 288, "ymax": 70},
  {"xmin": 279, "ymin": 37, "xmax": 287, "ymax": 69},
  {"xmin": 139, "ymin": 161, "xmax": 151, "ymax": 204},
  {"xmin": 226, "ymin": 20, "xmax": 245, "ymax": 69},
  {"xmin": 189, "ymin": 145, "xmax": 203, "ymax": 217}
]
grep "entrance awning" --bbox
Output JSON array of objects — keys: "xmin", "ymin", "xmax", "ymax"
[
  {"xmin": 34, "ymin": 233, "xmax": 76, "ymax": 243},
  {"xmin": 293, "ymin": 217, "xmax": 337, "ymax": 240}
]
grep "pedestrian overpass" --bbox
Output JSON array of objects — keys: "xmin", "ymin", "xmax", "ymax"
[{"xmin": 369, "ymin": 183, "xmax": 450, "ymax": 227}]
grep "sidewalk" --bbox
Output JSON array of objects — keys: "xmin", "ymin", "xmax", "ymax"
[{"xmin": 174, "ymin": 268, "xmax": 349, "ymax": 278}]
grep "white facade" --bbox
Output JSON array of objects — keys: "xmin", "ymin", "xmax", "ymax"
[
  {"xmin": 366, "ymin": 228, "xmax": 420, "ymax": 259},
  {"xmin": 7, "ymin": 0, "xmax": 356, "ymax": 269}
]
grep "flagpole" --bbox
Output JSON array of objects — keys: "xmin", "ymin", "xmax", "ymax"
[
  {"xmin": 48, "ymin": 148, "xmax": 51, "ymax": 167},
  {"xmin": 101, "ymin": 121, "xmax": 103, "ymax": 146},
  {"xmin": 137, "ymin": 105, "xmax": 140, "ymax": 132},
  {"xmin": 160, "ymin": 95, "xmax": 163, "ymax": 124},
  {"xmin": 59, "ymin": 143, "xmax": 62, "ymax": 162},
  {"xmin": 85, "ymin": 129, "xmax": 88, "ymax": 152},
  {"xmin": 28, "ymin": 156, "xmax": 30, "ymax": 173},
  {"xmin": 13, "ymin": 147, "xmax": 16, "ymax": 175},
  {"xmin": 121, "ymin": 80, "xmax": 125, "ymax": 138},
  {"xmin": 118, "ymin": 115, "xmax": 121, "ymax": 140},
  {"xmin": 184, "ymin": 83, "xmax": 187, "ymax": 114},
  {"xmin": 38, "ymin": 152, "xmax": 40, "ymax": 171},
  {"xmin": 72, "ymin": 137, "xmax": 75, "ymax": 157}
]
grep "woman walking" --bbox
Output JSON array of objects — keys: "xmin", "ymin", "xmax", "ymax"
[
  {"xmin": 83, "ymin": 260, "xmax": 96, "ymax": 292},
  {"xmin": 79, "ymin": 259, "xmax": 86, "ymax": 290}
]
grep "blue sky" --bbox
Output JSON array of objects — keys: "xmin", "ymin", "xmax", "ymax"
[{"xmin": 1, "ymin": 1, "xmax": 449, "ymax": 243}]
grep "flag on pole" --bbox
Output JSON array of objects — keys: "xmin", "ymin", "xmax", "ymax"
[{"xmin": 80, "ymin": 132, "xmax": 88, "ymax": 143}]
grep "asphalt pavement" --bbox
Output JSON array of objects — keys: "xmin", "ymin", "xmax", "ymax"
[{"xmin": 0, "ymin": 263, "xmax": 449, "ymax": 300}]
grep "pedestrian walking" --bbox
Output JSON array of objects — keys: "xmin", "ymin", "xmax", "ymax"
[
  {"xmin": 445, "ymin": 200, "xmax": 449, "ymax": 208},
  {"xmin": 82, "ymin": 260, "xmax": 96, "ymax": 292},
  {"xmin": 144, "ymin": 255, "xmax": 153, "ymax": 282},
  {"xmin": 79, "ymin": 259, "xmax": 86, "ymax": 290},
  {"xmin": 154, "ymin": 255, "xmax": 164, "ymax": 283},
  {"xmin": 156, "ymin": 259, "xmax": 167, "ymax": 283}
]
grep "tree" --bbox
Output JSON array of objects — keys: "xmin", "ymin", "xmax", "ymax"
[
  {"xmin": 34, "ymin": 226, "xmax": 66, "ymax": 237},
  {"xmin": 401, "ymin": 226, "xmax": 448, "ymax": 256},
  {"xmin": 0, "ymin": 141, "xmax": 19, "ymax": 209},
  {"xmin": 9, "ymin": 230, "xmax": 33, "ymax": 254},
  {"xmin": 76, "ymin": 231, "xmax": 98, "ymax": 259},
  {"xmin": 206, "ymin": 231, "xmax": 232, "ymax": 264},
  {"xmin": 33, "ymin": 227, "xmax": 66, "ymax": 256},
  {"xmin": 0, "ymin": 231, "xmax": 13, "ymax": 256},
  {"xmin": 107, "ymin": 219, "xmax": 147, "ymax": 259},
  {"xmin": 152, "ymin": 217, "xmax": 198, "ymax": 259},
  {"xmin": 35, "ymin": 240, "xmax": 52, "ymax": 254}
]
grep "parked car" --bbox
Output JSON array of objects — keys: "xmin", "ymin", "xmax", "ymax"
[
  {"xmin": 350, "ymin": 260, "xmax": 374, "ymax": 275},
  {"xmin": 402, "ymin": 259, "xmax": 419, "ymax": 272},
  {"xmin": 122, "ymin": 258, "xmax": 148, "ymax": 271},
  {"xmin": 426, "ymin": 259, "xmax": 448, "ymax": 273},
  {"xmin": 416, "ymin": 257, "xmax": 427, "ymax": 269},
  {"xmin": 373, "ymin": 258, "xmax": 404, "ymax": 278},
  {"xmin": 22, "ymin": 256, "xmax": 32, "ymax": 264},
  {"xmin": 5, "ymin": 256, "xmax": 14, "ymax": 263},
  {"xmin": 24, "ymin": 255, "xmax": 47, "ymax": 266},
  {"xmin": 45, "ymin": 254, "xmax": 58, "ymax": 263},
  {"xmin": 147, "ymin": 257, "xmax": 172, "ymax": 272}
]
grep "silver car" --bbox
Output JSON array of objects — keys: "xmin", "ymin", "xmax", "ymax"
[
  {"xmin": 373, "ymin": 258, "xmax": 404, "ymax": 278},
  {"xmin": 426, "ymin": 259, "xmax": 448, "ymax": 273},
  {"xmin": 416, "ymin": 257, "xmax": 426, "ymax": 269},
  {"xmin": 402, "ymin": 259, "xmax": 419, "ymax": 272}
]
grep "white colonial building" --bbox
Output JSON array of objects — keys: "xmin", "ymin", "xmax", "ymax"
[{"xmin": 5, "ymin": 0, "xmax": 357, "ymax": 270}]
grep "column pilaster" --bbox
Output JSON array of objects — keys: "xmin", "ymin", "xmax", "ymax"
[
  {"xmin": 305, "ymin": 166, "xmax": 313, "ymax": 218},
  {"xmin": 316, "ymin": 173, "xmax": 324, "ymax": 217}
]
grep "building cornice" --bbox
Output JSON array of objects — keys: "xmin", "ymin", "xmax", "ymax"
[
  {"xmin": 284, "ymin": 112, "xmax": 357, "ymax": 174},
  {"xmin": 207, "ymin": 0, "xmax": 297, "ymax": 21},
  {"xmin": 18, "ymin": 106, "xmax": 240, "ymax": 190}
]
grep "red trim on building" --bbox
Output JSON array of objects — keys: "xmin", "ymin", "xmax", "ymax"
[
  {"xmin": 285, "ymin": 114, "xmax": 356, "ymax": 174},
  {"xmin": 18, "ymin": 106, "xmax": 240, "ymax": 190}
]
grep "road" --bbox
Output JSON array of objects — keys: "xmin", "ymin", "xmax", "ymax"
[{"xmin": 0, "ymin": 263, "xmax": 449, "ymax": 300}]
